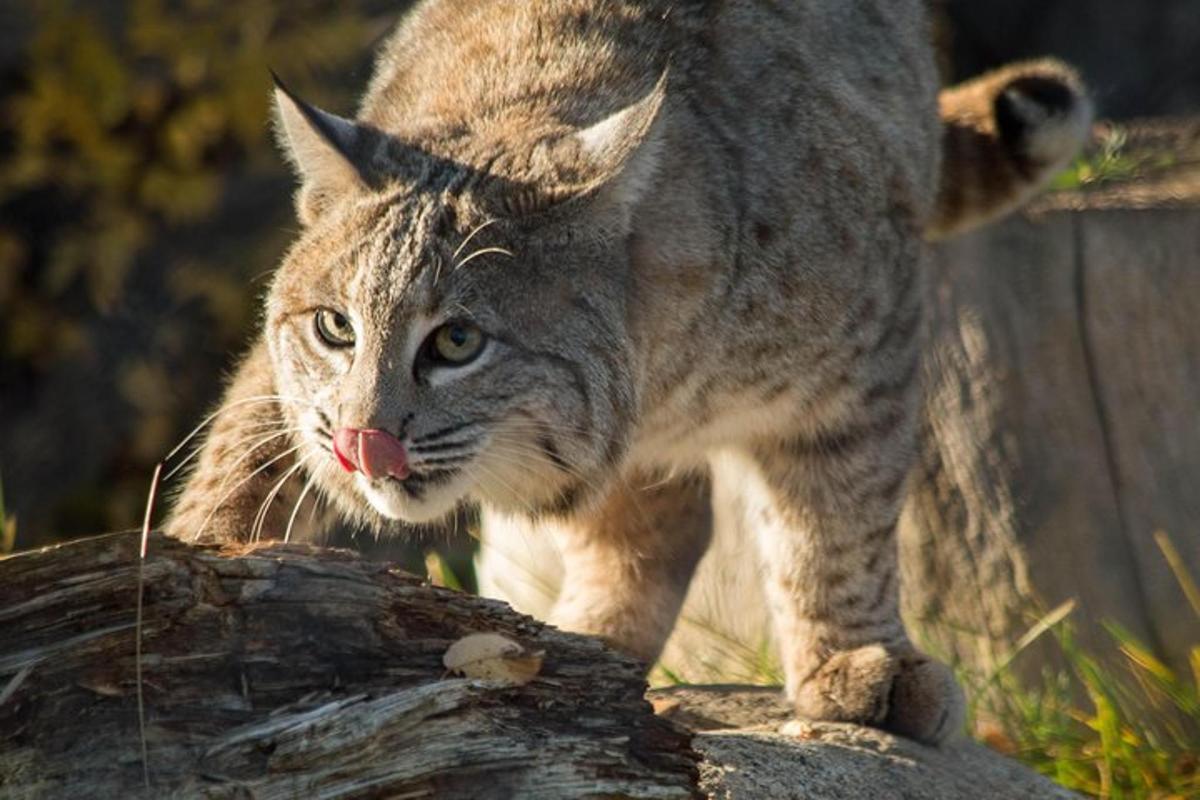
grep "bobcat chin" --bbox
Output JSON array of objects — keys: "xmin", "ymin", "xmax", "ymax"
[{"xmin": 166, "ymin": 0, "xmax": 1089, "ymax": 745}]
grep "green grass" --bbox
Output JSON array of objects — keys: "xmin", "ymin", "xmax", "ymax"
[
  {"xmin": 963, "ymin": 533, "xmax": 1200, "ymax": 798},
  {"xmin": 963, "ymin": 611, "xmax": 1199, "ymax": 798},
  {"xmin": 1051, "ymin": 125, "xmax": 1178, "ymax": 191}
]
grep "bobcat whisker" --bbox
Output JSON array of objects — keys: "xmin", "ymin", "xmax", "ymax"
[
  {"xmin": 483, "ymin": 446, "xmax": 609, "ymax": 505},
  {"xmin": 164, "ymin": 422, "xmax": 297, "ymax": 483},
  {"xmin": 165, "ymin": 421, "xmax": 282, "ymax": 485},
  {"xmin": 454, "ymin": 246, "xmax": 515, "ymax": 271},
  {"xmin": 486, "ymin": 435, "xmax": 665, "ymax": 531},
  {"xmin": 487, "ymin": 425, "xmax": 595, "ymax": 451},
  {"xmin": 464, "ymin": 460, "xmax": 540, "ymax": 518},
  {"xmin": 191, "ymin": 443, "xmax": 305, "ymax": 542},
  {"xmin": 206, "ymin": 427, "xmax": 303, "ymax": 498},
  {"xmin": 485, "ymin": 438, "xmax": 597, "ymax": 487},
  {"xmin": 493, "ymin": 417, "xmax": 596, "ymax": 433},
  {"xmin": 445, "ymin": 300, "xmax": 480, "ymax": 322},
  {"xmin": 483, "ymin": 437, "xmax": 597, "ymax": 482},
  {"xmin": 476, "ymin": 451, "xmax": 570, "ymax": 493},
  {"xmin": 284, "ymin": 468, "xmax": 322, "ymax": 544},
  {"xmin": 251, "ymin": 456, "xmax": 313, "ymax": 543},
  {"xmin": 450, "ymin": 218, "xmax": 499, "ymax": 261},
  {"xmin": 494, "ymin": 415, "xmax": 599, "ymax": 438},
  {"xmin": 162, "ymin": 394, "xmax": 316, "ymax": 464},
  {"xmin": 488, "ymin": 421, "xmax": 614, "ymax": 464}
]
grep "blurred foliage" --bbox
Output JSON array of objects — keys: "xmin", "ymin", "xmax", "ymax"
[
  {"xmin": 1, "ymin": 0, "xmax": 380, "ymax": 362},
  {"xmin": 0, "ymin": 474, "xmax": 15, "ymax": 555},
  {"xmin": 0, "ymin": 0, "xmax": 395, "ymax": 542}
]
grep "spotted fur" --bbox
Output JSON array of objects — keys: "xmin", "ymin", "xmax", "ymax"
[{"xmin": 166, "ymin": 0, "xmax": 1088, "ymax": 744}]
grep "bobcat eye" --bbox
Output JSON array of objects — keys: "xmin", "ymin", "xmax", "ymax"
[
  {"xmin": 426, "ymin": 322, "xmax": 486, "ymax": 366},
  {"xmin": 314, "ymin": 308, "xmax": 356, "ymax": 348}
]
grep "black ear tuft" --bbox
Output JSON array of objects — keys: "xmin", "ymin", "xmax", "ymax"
[
  {"xmin": 271, "ymin": 71, "xmax": 377, "ymax": 223},
  {"xmin": 271, "ymin": 71, "xmax": 363, "ymax": 169}
]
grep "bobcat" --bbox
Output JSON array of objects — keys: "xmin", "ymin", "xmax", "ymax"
[{"xmin": 166, "ymin": 0, "xmax": 1089, "ymax": 744}]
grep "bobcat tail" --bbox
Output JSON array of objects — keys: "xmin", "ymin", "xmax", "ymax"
[{"xmin": 928, "ymin": 59, "xmax": 1092, "ymax": 239}]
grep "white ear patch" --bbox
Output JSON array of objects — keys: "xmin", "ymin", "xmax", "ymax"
[
  {"xmin": 574, "ymin": 73, "xmax": 666, "ymax": 164},
  {"xmin": 575, "ymin": 100, "xmax": 656, "ymax": 162},
  {"xmin": 570, "ymin": 71, "xmax": 669, "ymax": 213}
]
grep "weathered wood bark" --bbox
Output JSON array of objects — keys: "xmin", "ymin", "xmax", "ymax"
[
  {"xmin": 0, "ymin": 533, "xmax": 1076, "ymax": 799},
  {"xmin": 0, "ymin": 532, "xmax": 697, "ymax": 799}
]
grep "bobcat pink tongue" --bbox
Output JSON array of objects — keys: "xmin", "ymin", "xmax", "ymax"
[
  {"xmin": 332, "ymin": 428, "xmax": 409, "ymax": 480},
  {"xmin": 332, "ymin": 429, "xmax": 359, "ymax": 472}
]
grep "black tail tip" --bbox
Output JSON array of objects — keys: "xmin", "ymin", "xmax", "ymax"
[{"xmin": 993, "ymin": 64, "xmax": 1091, "ymax": 164}]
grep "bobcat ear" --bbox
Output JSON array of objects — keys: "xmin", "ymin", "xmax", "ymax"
[
  {"xmin": 570, "ymin": 70, "xmax": 668, "ymax": 213},
  {"xmin": 493, "ymin": 72, "xmax": 668, "ymax": 220},
  {"xmin": 271, "ymin": 72, "xmax": 372, "ymax": 224}
]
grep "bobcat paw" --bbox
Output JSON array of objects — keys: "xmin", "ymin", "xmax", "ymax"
[{"xmin": 791, "ymin": 643, "xmax": 965, "ymax": 744}]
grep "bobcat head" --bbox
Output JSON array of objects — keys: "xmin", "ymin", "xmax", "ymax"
[{"xmin": 265, "ymin": 75, "xmax": 665, "ymax": 525}]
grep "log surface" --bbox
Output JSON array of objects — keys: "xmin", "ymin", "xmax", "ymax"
[
  {"xmin": 906, "ymin": 204, "xmax": 1200, "ymax": 674},
  {"xmin": 650, "ymin": 686, "xmax": 1077, "ymax": 800},
  {"xmin": 0, "ymin": 532, "xmax": 697, "ymax": 799}
]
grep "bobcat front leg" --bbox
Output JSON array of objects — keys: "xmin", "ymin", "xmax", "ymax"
[
  {"xmin": 166, "ymin": 340, "xmax": 319, "ymax": 544},
  {"xmin": 722, "ymin": 348, "xmax": 964, "ymax": 744},
  {"xmin": 533, "ymin": 470, "xmax": 712, "ymax": 665}
]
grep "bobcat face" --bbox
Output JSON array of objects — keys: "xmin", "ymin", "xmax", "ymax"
[
  {"xmin": 254, "ymin": 73, "xmax": 665, "ymax": 525},
  {"xmin": 265, "ymin": 186, "xmax": 636, "ymax": 524}
]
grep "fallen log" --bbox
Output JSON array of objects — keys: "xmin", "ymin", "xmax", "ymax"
[
  {"xmin": 0, "ymin": 532, "xmax": 1074, "ymax": 798},
  {"xmin": 0, "ymin": 532, "xmax": 696, "ymax": 798}
]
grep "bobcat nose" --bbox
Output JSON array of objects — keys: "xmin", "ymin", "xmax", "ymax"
[{"xmin": 332, "ymin": 427, "xmax": 410, "ymax": 480}]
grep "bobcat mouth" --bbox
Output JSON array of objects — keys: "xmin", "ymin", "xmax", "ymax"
[
  {"xmin": 400, "ymin": 442, "xmax": 478, "ymax": 495},
  {"xmin": 354, "ymin": 459, "xmax": 472, "ymax": 523},
  {"xmin": 333, "ymin": 427, "xmax": 410, "ymax": 480},
  {"xmin": 346, "ymin": 424, "xmax": 485, "ymax": 521},
  {"xmin": 393, "ymin": 467, "xmax": 461, "ymax": 498}
]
